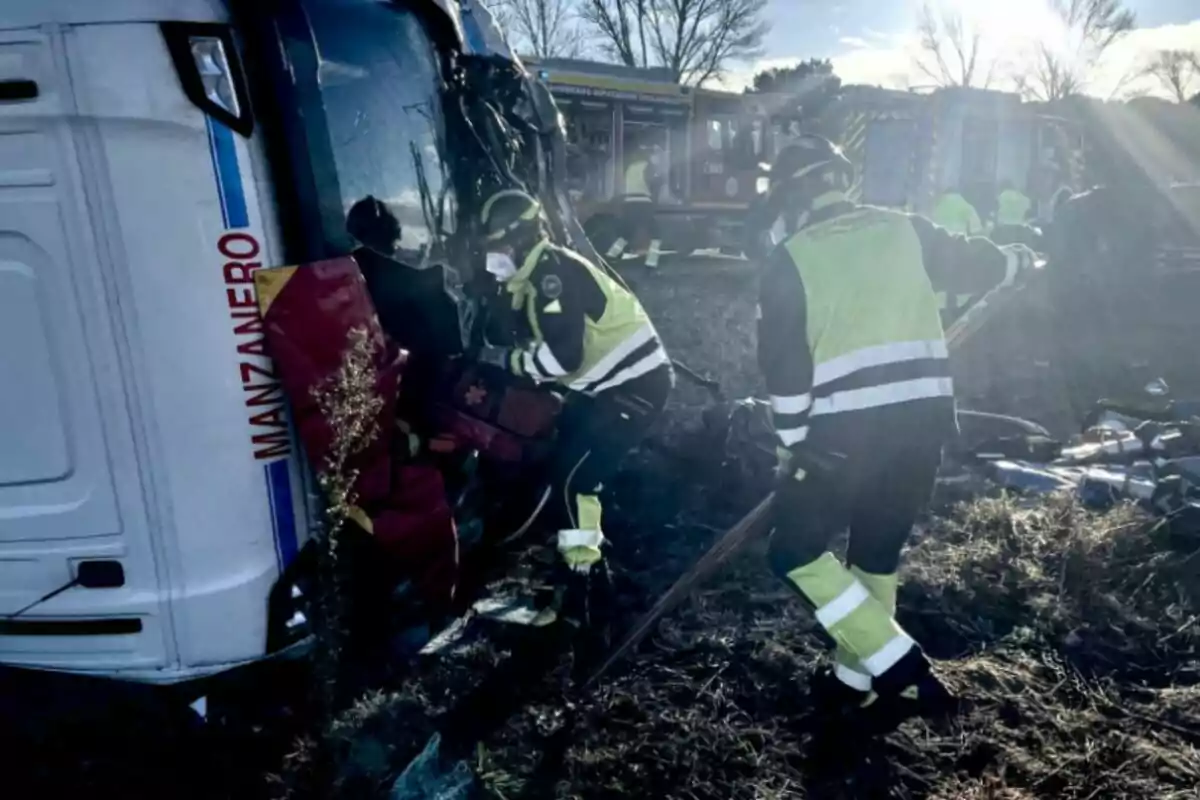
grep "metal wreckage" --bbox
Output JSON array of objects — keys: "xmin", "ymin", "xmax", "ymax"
[{"xmin": 246, "ymin": 5, "xmax": 1200, "ymax": 798}]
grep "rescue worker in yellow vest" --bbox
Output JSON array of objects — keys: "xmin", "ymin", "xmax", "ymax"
[
  {"xmin": 931, "ymin": 187, "xmax": 984, "ymax": 235},
  {"xmin": 757, "ymin": 136, "xmax": 1033, "ymax": 727},
  {"xmin": 988, "ymin": 180, "xmax": 1044, "ymax": 249},
  {"xmin": 995, "ymin": 180, "xmax": 1033, "ymax": 227},
  {"xmin": 609, "ymin": 144, "xmax": 664, "ymax": 267},
  {"xmin": 476, "ymin": 189, "xmax": 674, "ymax": 625},
  {"xmin": 930, "ymin": 187, "xmax": 987, "ymax": 322}
]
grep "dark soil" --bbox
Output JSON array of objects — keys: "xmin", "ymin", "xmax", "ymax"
[{"xmin": 269, "ymin": 469, "xmax": 1200, "ymax": 800}]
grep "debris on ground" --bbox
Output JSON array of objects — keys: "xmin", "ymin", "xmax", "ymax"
[{"xmin": 281, "ymin": 490, "xmax": 1200, "ymax": 800}]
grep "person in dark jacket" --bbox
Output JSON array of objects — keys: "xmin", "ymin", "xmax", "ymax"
[
  {"xmin": 346, "ymin": 196, "xmax": 465, "ymax": 366},
  {"xmin": 756, "ymin": 135, "xmax": 1034, "ymax": 728}
]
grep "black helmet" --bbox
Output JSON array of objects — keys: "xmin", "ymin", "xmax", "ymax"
[
  {"xmin": 767, "ymin": 134, "xmax": 853, "ymax": 208},
  {"xmin": 480, "ymin": 189, "xmax": 544, "ymax": 246},
  {"xmin": 347, "ymin": 195, "xmax": 401, "ymax": 254}
]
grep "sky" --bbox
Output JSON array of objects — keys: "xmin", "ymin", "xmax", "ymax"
[{"xmin": 721, "ymin": 0, "xmax": 1200, "ymax": 99}]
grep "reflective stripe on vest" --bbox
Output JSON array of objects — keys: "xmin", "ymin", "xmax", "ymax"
[
  {"xmin": 783, "ymin": 207, "xmax": 951, "ymax": 419},
  {"xmin": 514, "ymin": 242, "xmax": 664, "ymax": 395}
]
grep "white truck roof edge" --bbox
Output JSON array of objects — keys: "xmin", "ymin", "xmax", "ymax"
[{"xmin": 0, "ymin": 0, "xmax": 228, "ymax": 31}]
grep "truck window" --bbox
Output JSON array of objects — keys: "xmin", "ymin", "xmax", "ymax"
[
  {"xmin": 305, "ymin": 0, "xmax": 455, "ymax": 262},
  {"xmin": 707, "ymin": 119, "xmax": 722, "ymax": 152}
]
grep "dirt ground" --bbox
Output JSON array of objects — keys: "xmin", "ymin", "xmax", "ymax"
[
  {"xmin": 4, "ymin": 257, "xmax": 1199, "ymax": 800},
  {"xmin": 260, "ymin": 450, "xmax": 1198, "ymax": 800}
]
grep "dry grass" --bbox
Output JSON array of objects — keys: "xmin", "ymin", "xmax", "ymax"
[{"xmin": 290, "ymin": 488, "xmax": 1200, "ymax": 800}]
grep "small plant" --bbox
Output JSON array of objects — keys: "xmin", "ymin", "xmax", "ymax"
[{"xmin": 302, "ymin": 325, "xmax": 387, "ymax": 795}]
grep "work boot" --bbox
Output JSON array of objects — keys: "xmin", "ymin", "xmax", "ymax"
[
  {"xmin": 863, "ymin": 672, "xmax": 960, "ymax": 734},
  {"xmin": 806, "ymin": 667, "xmax": 874, "ymax": 717}
]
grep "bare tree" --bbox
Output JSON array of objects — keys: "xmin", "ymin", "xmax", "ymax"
[
  {"xmin": 912, "ymin": 2, "xmax": 998, "ymax": 88},
  {"xmin": 488, "ymin": 0, "xmax": 585, "ymax": 59},
  {"xmin": 578, "ymin": 0, "xmax": 769, "ymax": 86},
  {"xmin": 1141, "ymin": 50, "xmax": 1200, "ymax": 103},
  {"xmin": 1014, "ymin": 0, "xmax": 1136, "ymax": 102}
]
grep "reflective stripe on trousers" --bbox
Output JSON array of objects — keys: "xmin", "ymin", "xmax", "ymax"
[
  {"xmin": 785, "ymin": 551, "xmax": 916, "ymax": 678},
  {"xmin": 835, "ymin": 566, "xmax": 900, "ymax": 690}
]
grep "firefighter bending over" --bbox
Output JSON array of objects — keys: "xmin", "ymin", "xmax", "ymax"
[
  {"xmin": 756, "ymin": 135, "xmax": 1033, "ymax": 725},
  {"xmin": 476, "ymin": 189, "xmax": 674, "ymax": 622}
]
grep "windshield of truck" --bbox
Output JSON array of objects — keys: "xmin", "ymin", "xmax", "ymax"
[{"xmin": 305, "ymin": 0, "xmax": 455, "ymax": 264}]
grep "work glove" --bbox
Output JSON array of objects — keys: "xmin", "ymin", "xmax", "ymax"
[
  {"xmin": 476, "ymin": 343, "xmax": 511, "ymax": 371},
  {"xmin": 999, "ymin": 244, "xmax": 1037, "ymax": 287},
  {"xmin": 775, "ymin": 443, "xmax": 847, "ymax": 485},
  {"xmin": 775, "ymin": 445, "xmax": 807, "ymax": 484}
]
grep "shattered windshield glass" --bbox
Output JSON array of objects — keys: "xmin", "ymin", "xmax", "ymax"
[{"xmin": 305, "ymin": 0, "xmax": 456, "ymax": 264}]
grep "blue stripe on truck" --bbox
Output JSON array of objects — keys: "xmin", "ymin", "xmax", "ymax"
[
  {"xmin": 205, "ymin": 116, "xmax": 249, "ymax": 229},
  {"xmin": 204, "ymin": 114, "xmax": 298, "ymax": 567},
  {"xmin": 266, "ymin": 460, "xmax": 298, "ymax": 566}
]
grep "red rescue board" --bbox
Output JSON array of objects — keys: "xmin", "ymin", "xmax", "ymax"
[{"xmin": 256, "ymin": 256, "xmax": 458, "ymax": 613}]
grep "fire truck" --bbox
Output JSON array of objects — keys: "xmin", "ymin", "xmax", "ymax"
[
  {"xmin": 526, "ymin": 57, "xmax": 802, "ymax": 257},
  {"xmin": 831, "ymin": 85, "xmax": 1084, "ymax": 221},
  {"xmin": 528, "ymin": 60, "xmax": 1084, "ymax": 261}
]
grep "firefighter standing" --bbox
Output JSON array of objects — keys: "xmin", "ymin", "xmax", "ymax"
[
  {"xmin": 995, "ymin": 180, "xmax": 1033, "ymax": 227},
  {"xmin": 476, "ymin": 189, "xmax": 674, "ymax": 621},
  {"xmin": 930, "ymin": 187, "xmax": 988, "ymax": 320},
  {"xmin": 756, "ymin": 136, "xmax": 1033, "ymax": 725},
  {"xmin": 610, "ymin": 144, "xmax": 665, "ymax": 267}
]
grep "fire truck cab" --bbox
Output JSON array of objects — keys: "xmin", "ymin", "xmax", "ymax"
[
  {"xmin": 840, "ymin": 86, "xmax": 1085, "ymax": 221},
  {"xmin": 528, "ymin": 58, "xmax": 798, "ymax": 259}
]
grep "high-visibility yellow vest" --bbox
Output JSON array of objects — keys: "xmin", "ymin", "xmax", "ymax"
[
  {"xmin": 508, "ymin": 240, "xmax": 665, "ymax": 395},
  {"xmin": 624, "ymin": 160, "xmax": 650, "ymax": 199},
  {"xmin": 931, "ymin": 192, "xmax": 983, "ymax": 236},
  {"xmin": 996, "ymin": 188, "xmax": 1032, "ymax": 226}
]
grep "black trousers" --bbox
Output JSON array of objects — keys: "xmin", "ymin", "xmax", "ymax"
[
  {"xmin": 767, "ymin": 407, "xmax": 946, "ymax": 578},
  {"xmin": 549, "ymin": 365, "xmax": 673, "ymax": 530},
  {"xmin": 620, "ymin": 199, "xmax": 658, "ymax": 252}
]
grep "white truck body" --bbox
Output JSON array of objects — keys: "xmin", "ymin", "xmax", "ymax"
[
  {"xmin": 0, "ymin": 0, "xmax": 313, "ymax": 683},
  {"xmin": 0, "ymin": 0, "xmax": 523, "ymax": 684}
]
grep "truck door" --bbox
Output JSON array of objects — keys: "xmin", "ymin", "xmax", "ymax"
[{"xmin": 0, "ymin": 27, "xmax": 171, "ymax": 670}]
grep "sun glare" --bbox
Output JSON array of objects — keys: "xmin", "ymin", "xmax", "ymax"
[{"xmin": 938, "ymin": 0, "xmax": 1070, "ymax": 54}]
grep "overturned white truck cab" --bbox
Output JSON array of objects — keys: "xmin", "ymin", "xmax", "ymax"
[{"xmin": 0, "ymin": 0, "xmax": 574, "ymax": 684}]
